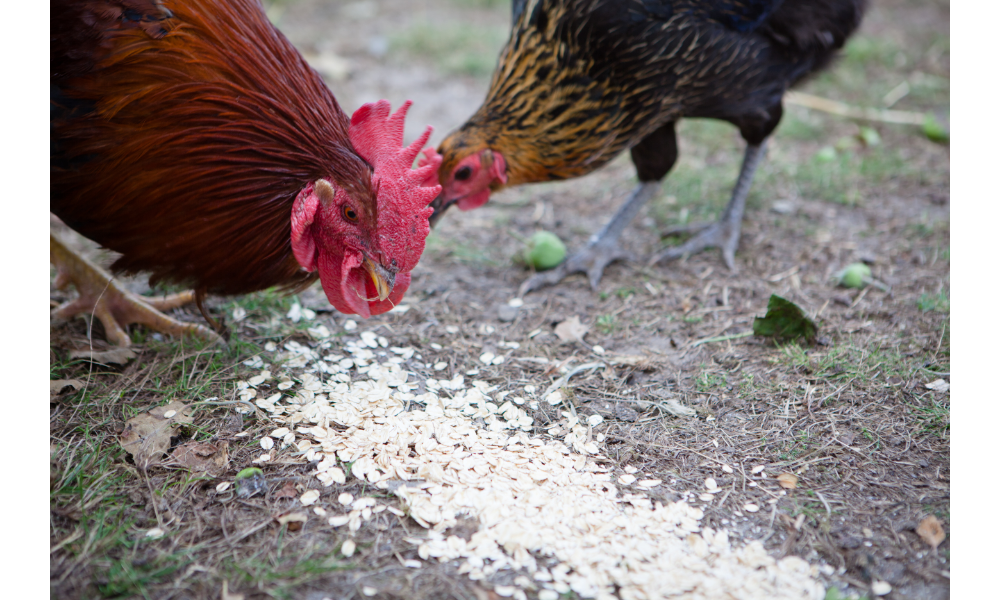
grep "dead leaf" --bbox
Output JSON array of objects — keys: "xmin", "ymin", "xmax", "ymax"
[
  {"xmin": 916, "ymin": 515, "xmax": 946, "ymax": 549},
  {"xmin": 50, "ymin": 379, "xmax": 85, "ymax": 399},
  {"xmin": 119, "ymin": 401, "xmax": 195, "ymax": 470},
  {"xmin": 777, "ymin": 473, "xmax": 798, "ymax": 489},
  {"xmin": 169, "ymin": 440, "xmax": 229, "ymax": 476},
  {"xmin": 925, "ymin": 379, "xmax": 950, "ymax": 393},
  {"xmin": 273, "ymin": 481, "xmax": 298, "ymax": 500},
  {"xmin": 554, "ymin": 316, "xmax": 589, "ymax": 344},
  {"xmin": 608, "ymin": 354, "xmax": 656, "ymax": 369},
  {"xmin": 221, "ymin": 580, "xmax": 244, "ymax": 600},
  {"xmin": 275, "ymin": 511, "xmax": 307, "ymax": 531},
  {"xmin": 69, "ymin": 347, "xmax": 136, "ymax": 365}
]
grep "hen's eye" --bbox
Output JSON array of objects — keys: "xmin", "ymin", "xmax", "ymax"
[
  {"xmin": 454, "ymin": 166, "xmax": 473, "ymax": 181},
  {"xmin": 342, "ymin": 205, "xmax": 358, "ymax": 222}
]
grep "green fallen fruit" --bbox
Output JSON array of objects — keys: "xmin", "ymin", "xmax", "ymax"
[
  {"xmin": 814, "ymin": 146, "xmax": 837, "ymax": 163},
  {"xmin": 835, "ymin": 263, "xmax": 872, "ymax": 289},
  {"xmin": 524, "ymin": 231, "xmax": 567, "ymax": 271},
  {"xmin": 235, "ymin": 467, "xmax": 266, "ymax": 498},
  {"xmin": 922, "ymin": 116, "xmax": 949, "ymax": 143}
]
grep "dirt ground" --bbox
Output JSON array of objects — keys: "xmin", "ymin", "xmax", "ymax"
[{"xmin": 50, "ymin": 0, "xmax": 950, "ymax": 598}]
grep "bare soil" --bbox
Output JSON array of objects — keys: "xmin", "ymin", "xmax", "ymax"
[{"xmin": 51, "ymin": 1, "xmax": 949, "ymax": 598}]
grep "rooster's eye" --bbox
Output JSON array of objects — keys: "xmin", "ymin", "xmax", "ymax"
[
  {"xmin": 454, "ymin": 166, "xmax": 473, "ymax": 181},
  {"xmin": 342, "ymin": 205, "xmax": 358, "ymax": 222}
]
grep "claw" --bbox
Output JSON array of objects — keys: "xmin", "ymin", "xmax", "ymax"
[{"xmin": 51, "ymin": 234, "xmax": 222, "ymax": 346}]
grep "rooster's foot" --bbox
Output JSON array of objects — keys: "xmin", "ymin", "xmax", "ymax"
[{"xmin": 51, "ymin": 234, "xmax": 222, "ymax": 347}]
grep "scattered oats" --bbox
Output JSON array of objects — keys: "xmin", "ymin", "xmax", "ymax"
[
  {"xmin": 744, "ymin": 503, "xmax": 760, "ymax": 513},
  {"xmin": 705, "ymin": 478, "xmax": 719, "ymax": 491},
  {"xmin": 722, "ymin": 464, "xmax": 734, "ymax": 474},
  {"xmin": 637, "ymin": 479, "xmax": 662, "ymax": 489},
  {"xmin": 527, "ymin": 328, "xmax": 543, "ymax": 338},
  {"xmin": 494, "ymin": 586, "xmax": 515, "ymax": 597},
  {"xmin": 145, "ymin": 527, "xmax": 166, "ymax": 539},
  {"xmin": 328, "ymin": 515, "xmax": 350, "ymax": 527},
  {"xmin": 163, "ymin": 410, "xmax": 177, "ymax": 419},
  {"xmin": 300, "ymin": 490, "xmax": 320, "ymax": 506},
  {"xmin": 699, "ymin": 493, "xmax": 715, "ymax": 502},
  {"xmin": 751, "ymin": 465, "xmax": 766, "ymax": 474},
  {"xmin": 390, "ymin": 304, "xmax": 411, "ymax": 313},
  {"xmin": 777, "ymin": 473, "xmax": 798, "ymax": 489},
  {"xmin": 624, "ymin": 465, "xmax": 638, "ymax": 474},
  {"xmin": 216, "ymin": 482, "xmax": 232, "ymax": 493},
  {"xmin": 507, "ymin": 298, "xmax": 524, "ymax": 308},
  {"xmin": 327, "ymin": 467, "xmax": 346, "ymax": 485},
  {"xmin": 287, "ymin": 303, "xmax": 304, "ymax": 322},
  {"xmin": 592, "ymin": 345, "xmax": 605, "ymax": 355},
  {"xmin": 264, "ymin": 341, "xmax": 277, "ymax": 352},
  {"xmin": 313, "ymin": 506, "xmax": 327, "ymax": 516},
  {"xmin": 544, "ymin": 390, "xmax": 564, "ymax": 405},
  {"xmin": 619, "ymin": 474, "xmax": 637, "ymax": 485},
  {"xmin": 341, "ymin": 539, "xmax": 356, "ymax": 557},
  {"xmin": 343, "ymin": 319, "xmax": 357, "ymax": 331},
  {"xmin": 538, "ymin": 591, "xmax": 559, "ymax": 600},
  {"xmin": 248, "ymin": 374, "xmax": 267, "ymax": 387},
  {"xmin": 748, "ymin": 482, "xmax": 757, "ymax": 487},
  {"xmin": 362, "ymin": 586, "xmax": 377, "ymax": 597},
  {"xmin": 872, "ymin": 581, "xmax": 892, "ymax": 596},
  {"xmin": 277, "ymin": 380, "xmax": 294, "ymax": 390},
  {"xmin": 480, "ymin": 352, "xmax": 496, "ymax": 365},
  {"xmin": 924, "ymin": 379, "xmax": 949, "ymax": 393},
  {"xmin": 862, "ymin": 527, "xmax": 874, "ymax": 538},
  {"xmin": 403, "ymin": 559, "xmax": 422, "ymax": 568},
  {"xmin": 492, "ymin": 354, "xmax": 505, "ymax": 365},
  {"xmin": 433, "ymin": 362, "xmax": 448, "ymax": 371},
  {"xmin": 234, "ymin": 432, "xmax": 250, "ymax": 438},
  {"xmin": 231, "ymin": 306, "xmax": 247, "ymax": 322},
  {"xmin": 308, "ymin": 325, "xmax": 332, "ymax": 339},
  {"xmin": 338, "ymin": 493, "xmax": 354, "ymax": 506},
  {"xmin": 270, "ymin": 427, "xmax": 290, "ymax": 438},
  {"xmin": 587, "ymin": 414, "xmax": 604, "ymax": 427},
  {"xmin": 253, "ymin": 453, "xmax": 271, "ymax": 464},
  {"xmin": 242, "ymin": 356, "xmax": 264, "ymax": 368},
  {"xmin": 445, "ymin": 326, "xmax": 459, "ymax": 334},
  {"xmin": 378, "ymin": 336, "xmax": 389, "ymax": 347}
]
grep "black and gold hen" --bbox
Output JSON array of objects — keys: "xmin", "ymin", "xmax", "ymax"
[{"xmin": 427, "ymin": 0, "xmax": 867, "ymax": 293}]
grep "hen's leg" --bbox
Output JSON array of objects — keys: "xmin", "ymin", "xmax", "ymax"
[
  {"xmin": 519, "ymin": 182, "xmax": 660, "ymax": 295},
  {"xmin": 519, "ymin": 122, "xmax": 678, "ymax": 295},
  {"xmin": 650, "ymin": 140, "xmax": 768, "ymax": 271},
  {"xmin": 51, "ymin": 234, "xmax": 221, "ymax": 347}
]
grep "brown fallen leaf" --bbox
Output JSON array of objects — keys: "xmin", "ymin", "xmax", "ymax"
[
  {"xmin": 273, "ymin": 481, "xmax": 299, "ymax": 500},
  {"xmin": 69, "ymin": 347, "xmax": 137, "ymax": 365},
  {"xmin": 169, "ymin": 440, "xmax": 229, "ymax": 476},
  {"xmin": 275, "ymin": 511, "xmax": 307, "ymax": 532},
  {"xmin": 554, "ymin": 316, "xmax": 589, "ymax": 344},
  {"xmin": 50, "ymin": 379, "xmax": 85, "ymax": 399},
  {"xmin": 777, "ymin": 473, "xmax": 798, "ymax": 489},
  {"xmin": 916, "ymin": 515, "xmax": 946, "ymax": 549},
  {"xmin": 119, "ymin": 401, "xmax": 195, "ymax": 470},
  {"xmin": 221, "ymin": 580, "xmax": 244, "ymax": 600}
]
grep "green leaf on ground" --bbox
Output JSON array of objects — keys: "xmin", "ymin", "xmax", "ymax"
[{"xmin": 753, "ymin": 295, "xmax": 818, "ymax": 342}]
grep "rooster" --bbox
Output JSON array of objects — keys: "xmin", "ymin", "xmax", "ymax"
[
  {"xmin": 426, "ymin": 0, "xmax": 866, "ymax": 293},
  {"xmin": 50, "ymin": 0, "xmax": 441, "ymax": 346}
]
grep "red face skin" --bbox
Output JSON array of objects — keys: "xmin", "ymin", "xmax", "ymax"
[{"xmin": 439, "ymin": 149, "xmax": 508, "ymax": 212}]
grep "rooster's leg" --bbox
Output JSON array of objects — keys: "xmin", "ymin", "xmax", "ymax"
[
  {"xmin": 649, "ymin": 141, "xmax": 767, "ymax": 270},
  {"xmin": 519, "ymin": 181, "xmax": 662, "ymax": 295},
  {"xmin": 51, "ymin": 234, "xmax": 222, "ymax": 347}
]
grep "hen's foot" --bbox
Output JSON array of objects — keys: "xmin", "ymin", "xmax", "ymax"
[
  {"xmin": 650, "ymin": 141, "xmax": 768, "ymax": 272},
  {"xmin": 519, "ymin": 182, "xmax": 662, "ymax": 295},
  {"xmin": 51, "ymin": 234, "xmax": 222, "ymax": 347},
  {"xmin": 650, "ymin": 219, "xmax": 742, "ymax": 270},
  {"xmin": 519, "ymin": 241, "xmax": 632, "ymax": 296}
]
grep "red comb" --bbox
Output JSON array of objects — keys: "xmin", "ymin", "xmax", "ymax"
[{"xmin": 349, "ymin": 100, "xmax": 441, "ymax": 214}]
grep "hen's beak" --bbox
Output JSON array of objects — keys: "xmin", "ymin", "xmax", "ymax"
[
  {"xmin": 428, "ymin": 192, "xmax": 456, "ymax": 228},
  {"xmin": 362, "ymin": 257, "xmax": 396, "ymax": 302}
]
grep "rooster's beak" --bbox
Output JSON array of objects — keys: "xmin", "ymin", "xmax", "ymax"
[{"xmin": 362, "ymin": 257, "xmax": 396, "ymax": 302}]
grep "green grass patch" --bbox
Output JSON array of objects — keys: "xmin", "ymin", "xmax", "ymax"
[
  {"xmin": 390, "ymin": 22, "xmax": 508, "ymax": 77},
  {"xmin": 917, "ymin": 290, "xmax": 949, "ymax": 313}
]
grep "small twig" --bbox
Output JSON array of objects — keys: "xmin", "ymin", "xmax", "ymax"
[
  {"xmin": 692, "ymin": 331, "xmax": 753, "ymax": 347},
  {"xmin": 785, "ymin": 91, "xmax": 929, "ymax": 125}
]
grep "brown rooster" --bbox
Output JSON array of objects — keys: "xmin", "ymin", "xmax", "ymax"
[
  {"xmin": 425, "ymin": 0, "xmax": 866, "ymax": 293},
  {"xmin": 51, "ymin": 0, "xmax": 441, "ymax": 345}
]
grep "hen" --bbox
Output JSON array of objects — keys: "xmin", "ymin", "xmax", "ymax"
[
  {"xmin": 51, "ymin": 0, "xmax": 441, "ymax": 345},
  {"xmin": 426, "ymin": 0, "xmax": 866, "ymax": 293}
]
